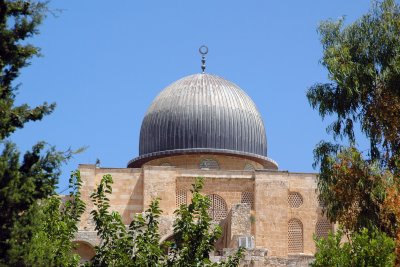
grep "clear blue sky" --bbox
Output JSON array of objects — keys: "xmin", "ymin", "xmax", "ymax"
[{"xmin": 11, "ymin": 0, "xmax": 374, "ymax": 192}]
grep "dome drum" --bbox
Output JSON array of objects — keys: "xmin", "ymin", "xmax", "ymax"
[{"xmin": 127, "ymin": 148, "xmax": 278, "ymax": 169}]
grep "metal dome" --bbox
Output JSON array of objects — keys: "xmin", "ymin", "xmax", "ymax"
[{"xmin": 128, "ymin": 73, "xmax": 277, "ymax": 168}]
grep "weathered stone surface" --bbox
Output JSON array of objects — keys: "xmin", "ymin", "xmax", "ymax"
[
  {"xmin": 75, "ymin": 231, "xmax": 100, "ymax": 246},
  {"xmin": 77, "ymin": 157, "xmax": 323, "ymax": 266}
]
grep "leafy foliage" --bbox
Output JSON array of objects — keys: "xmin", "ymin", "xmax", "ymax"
[
  {"xmin": 312, "ymin": 227, "xmax": 395, "ymax": 267},
  {"xmin": 308, "ymin": 0, "xmax": 400, "ymax": 263},
  {"xmin": 89, "ymin": 174, "xmax": 164, "ymax": 266},
  {"xmin": 168, "ymin": 178, "xmax": 223, "ymax": 266},
  {"xmin": 88, "ymin": 176, "xmax": 244, "ymax": 267},
  {"xmin": 381, "ymin": 175, "xmax": 400, "ymax": 261},
  {"xmin": 314, "ymin": 145, "xmax": 394, "ymax": 234},
  {"xmin": 6, "ymin": 171, "xmax": 85, "ymax": 266},
  {"xmin": 307, "ymin": 0, "xmax": 400, "ymax": 232},
  {"xmin": 0, "ymin": 140, "xmax": 78, "ymax": 264},
  {"xmin": 307, "ymin": 0, "xmax": 400, "ymax": 168}
]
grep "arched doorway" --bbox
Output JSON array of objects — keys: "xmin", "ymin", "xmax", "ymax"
[{"xmin": 73, "ymin": 241, "xmax": 95, "ymax": 263}]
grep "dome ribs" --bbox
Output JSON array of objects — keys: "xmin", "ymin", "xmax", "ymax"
[{"xmin": 132, "ymin": 73, "xmax": 274, "ymax": 169}]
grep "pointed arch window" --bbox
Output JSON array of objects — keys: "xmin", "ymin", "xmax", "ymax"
[
  {"xmin": 316, "ymin": 219, "xmax": 333, "ymax": 239},
  {"xmin": 207, "ymin": 194, "xmax": 227, "ymax": 221},
  {"xmin": 288, "ymin": 218, "xmax": 303, "ymax": 253}
]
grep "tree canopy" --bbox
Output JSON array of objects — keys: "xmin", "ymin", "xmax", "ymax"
[
  {"xmin": 88, "ymin": 176, "xmax": 244, "ymax": 267},
  {"xmin": 307, "ymin": 0, "xmax": 400, "ymax": 263},
  {"xmin": 312, "ymin": 227, "xmax": 395, "ymax": 267},
  {"xmin": 307, "ymin": 0, "xmax": 400, "ymax": 167},
  {"xmin": 0, "ymin": 1, "xmax": 85, "ymax": 265}
]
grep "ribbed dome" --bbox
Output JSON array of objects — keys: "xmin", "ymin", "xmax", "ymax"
[{"xmin": 128, "ymin": 73, "xmax": 277, "ymax": 168}]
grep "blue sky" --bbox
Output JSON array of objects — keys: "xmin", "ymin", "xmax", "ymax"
[{"xmin": 11, "ymin": 1, "xmax": 373, "ymax": 192}]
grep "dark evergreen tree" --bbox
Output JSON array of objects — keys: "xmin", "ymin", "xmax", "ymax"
[
  {"xmin": 0, "ymin": 1, "xmax": 85, "ymax": 265},
  {"xmin": 0, "ymin": 0, "xmax": 55, "ymax": 140}
]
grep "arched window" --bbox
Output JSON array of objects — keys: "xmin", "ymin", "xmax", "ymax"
[
  {"xmin": 315, "ymin": 219, "xmax": 333, "ymax": 239},
  {"xmin": 176, "ymin": 189, "xmax": 187, "ymax": 208},
  {"xmin": 244, "ymin": 163, "xmax": 255, "ymax": 171},
  {"xmin": 241, "ymin": 191, "xmax": 254, "ymax": 209},
  {"xmin": 199, "ymin": 159, "xmax": 220, "ymax": 170},
  {"xmin": 207, "ymin": 194, "xmax": 227, "ymax": 221},
  {"xmin": 288, "ymin": 218, "xmax": 303, "ymax": 253},
  {"xmin": 288, "ymin": 192, "xmax": 303, "ymax": 208}
]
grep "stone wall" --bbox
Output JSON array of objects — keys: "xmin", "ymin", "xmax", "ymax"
[
  {"xmin": 253, "ymin": 170, "xmax": 319, "ymax": 257},
  {"xmin": 263, "ymin": 255, "xmax": 315, "ymax": 267},
  {"xmin": 229, "ymin": 203, "xmax": 252, "ymax": 247},
  {"xmin": 142, "ymin": 166, "xmax": 177, "ymax": 215},
  {"xmin": 211, "ymin": 249, "xmax": 314, "ymax": 267},
  {"xmin": 176, "ymin": 169, "xmax": 254, "ymax": 214},
  {"xmin": 77, "ymin": 158, "xmax": 323, "ymax": 265},
  {"xmin": 79, "ymin": 164, "xmax": 143, "ymax": 228},
  {"xmin": 254, "ymin": 171, "xmax": 289, "ymax": 257},
  {"xmin": 75, "ymin": 231, "xmax": 100, "ymax": 246},
  {"xmin": 287, "ymin": 172, "xmax": 319, "ymax": 254}
]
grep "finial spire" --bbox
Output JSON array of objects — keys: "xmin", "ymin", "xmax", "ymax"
[{"xmin": 199, "ymin": 45, "xmax": 208, "ymax": 73}]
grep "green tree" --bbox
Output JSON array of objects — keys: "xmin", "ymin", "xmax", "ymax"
[
  {"xmin": 307, "ymin": 0, "xmax": 400, "ymax": 263},
  {"xmin": 312, "ymin": 227, "xmax": 395, "ymax": 267},
  {"xmin": 307, "ymin": 0, "xmax": 400, "ymax": 233},
  {"xmin": 0, "ymin": 1, "xmax": 85, "ymax": 265},
  {"xmin": 168, "ymin": 178, "xmax": 244, "ymax": 267},
  {"xmin": 89, "ymin": 174, "xmax": 163, "ymax": 266},
  {"xmin": 88, "ymin": 176, "xmax": 243, "ymax": 267},
  {"xmin": 6, "ymin": 171, "xmax": 85, "ymax": 267},
  {"xmin": 307, "ymin": 0, "xmax": 400, "ymax": 168}
]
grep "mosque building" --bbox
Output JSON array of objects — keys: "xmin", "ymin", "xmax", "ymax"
[{"xmin": 73, "ymin": 47, "xmax": 332, "ymax": 266}]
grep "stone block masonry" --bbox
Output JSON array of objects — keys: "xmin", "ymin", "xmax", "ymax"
[{"xmin": 75, "ymin": 158, "xmax": 324, "ymax": 266}]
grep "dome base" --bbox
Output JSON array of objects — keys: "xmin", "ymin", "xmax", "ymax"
[{"xmin": 127, "ymin": 148, "xmax": 278, "ymax": 169}]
